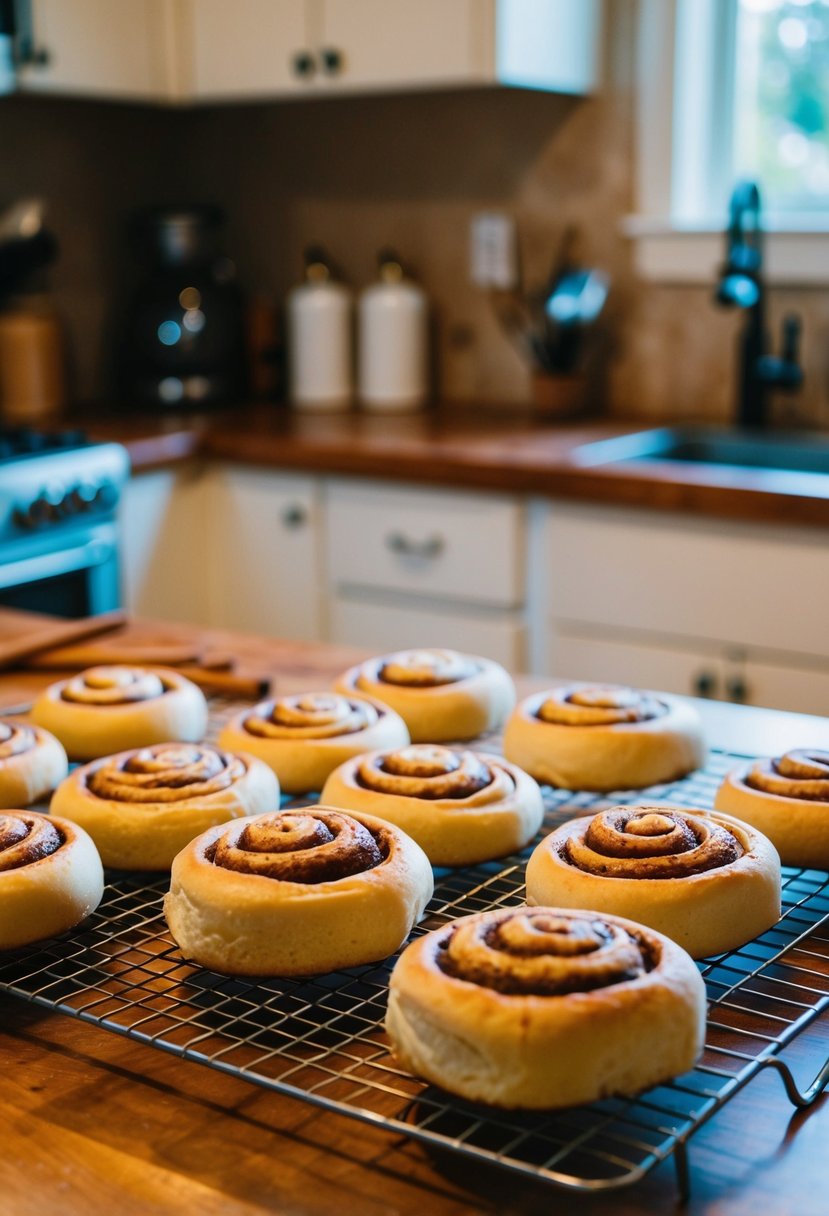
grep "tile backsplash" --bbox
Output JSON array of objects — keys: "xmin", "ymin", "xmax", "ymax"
[{"xmin": 1, "ymin": 3, "xmax": 826, "ymax": 428}]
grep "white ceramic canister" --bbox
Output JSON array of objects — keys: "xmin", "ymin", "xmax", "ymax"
[
  {"xmin": 286, "ymin": 250, "xmax": 353, "ymax": 411},
  {"xmin": 357, "ymin": 252, "xmax": 428, "ymax": 412}
]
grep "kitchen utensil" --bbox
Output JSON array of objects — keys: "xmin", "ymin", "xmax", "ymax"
[{"xmin": 0, "ymin": 609, "xmax": 127, "ymax": 670}]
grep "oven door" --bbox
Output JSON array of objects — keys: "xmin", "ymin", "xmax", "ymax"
[{"xmin": 0, "ymin": 521, "xmax": 121, "ymax": 618}]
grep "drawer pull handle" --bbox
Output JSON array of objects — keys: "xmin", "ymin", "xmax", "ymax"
[
  {"xmin": 692, "ymin": 670, "xmax": 718, "ymax": 699},
  {"xmin": 281, "ymin": 504, "xmax": 307, "ymax": 528},
  {"xmin": 385, "ymin": 532, "xmax": 445, "ymax": 559}
]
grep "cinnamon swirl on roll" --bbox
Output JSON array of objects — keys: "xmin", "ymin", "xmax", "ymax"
[
  {"xmin": 321, "ymin": 744, "xmax": 543, "ymax": 865},
  {"xmin": 0, "ymin": 811, "xmax": 104, "ymax": 949},
  {"xmin": 164, "ymin": 806, "xmax": 433, "ymax": 975},
  {"xmin": 218, "ymin": 691, "xmax": 409, "ymax": 793},
  {"xmin": 334, "ymin": 649, "xmax": 515, "ymax": 742},
  {"xmin": 526, "ymin": 805, "xmax": 780, "ymax": 957},
  {"xmin": 51, "ymin": 743, "xmax": 279, "ymax": 870},
  {"xmin": 0, "ymin": 720, "xmax": 67, "ymax": 808},
  {"xmin": 32, "ymin": 666, "xmax": 208, "ymax": 760},
  {"xmin": 503, "ymin": 685, "xmax": 705, "ymax": 791},
  {"xmin": 715, "ymin": 749, "xmax": 829, "ymax": 866},
  {"xmin": 385, "ymin": 905, "xmax": 706, "ymax": 1108}
]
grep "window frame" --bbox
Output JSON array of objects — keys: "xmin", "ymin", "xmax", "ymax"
[{"xmin": 625, "ymin": 0, "xmax": 829, "ymax": 284}]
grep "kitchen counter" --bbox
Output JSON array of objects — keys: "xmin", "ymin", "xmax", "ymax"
[
  {"xmin": 1, "ymin": 611, "xmax": 828, "ymax": 1215},
  {"xmin": 83, "ymin": 407, "xmax": 829, "ymax": 529}
]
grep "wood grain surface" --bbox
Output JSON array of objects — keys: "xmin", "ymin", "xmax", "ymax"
[
  {"xmin": 80, "ymin": 408, "xmax": 829, "ymax": 529},
  {"xmin": 1, "ymin": 609, "xmax": 827, "ymax": 1215}
]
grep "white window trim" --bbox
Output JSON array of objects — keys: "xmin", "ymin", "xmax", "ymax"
[{"xmin": 626, "ymin": 0, "xmax": 829, "ymax": 285}]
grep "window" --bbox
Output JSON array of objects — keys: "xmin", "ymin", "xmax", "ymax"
[{"xmin": 628, "ymin": 0, "xmax": 829, "ymax": 283}]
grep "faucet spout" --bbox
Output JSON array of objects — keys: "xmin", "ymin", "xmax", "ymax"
[{"xmin": 714, "ymin": 180, "xmax": 802, "ymax": 429}]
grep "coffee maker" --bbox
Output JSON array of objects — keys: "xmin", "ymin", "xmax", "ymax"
[{"xmin": 117, "ymin": 205, "xmax": 246, "ymax": 410}]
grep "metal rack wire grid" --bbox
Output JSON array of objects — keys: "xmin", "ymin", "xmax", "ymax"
[{"xmin": 1, "ymin": 699, "xmax": 827, "ymax": 1200}]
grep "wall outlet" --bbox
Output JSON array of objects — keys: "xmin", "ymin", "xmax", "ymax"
[{"xmin": 470, "ymin": 212, "xmax": 518, "ymax": 290}]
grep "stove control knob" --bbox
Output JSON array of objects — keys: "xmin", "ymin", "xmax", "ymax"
[
  {"xmin": 93, "ymin": 480, "xmax": 119, "ymax": 510},
  {"xmin": 68, "ymin": 483, "xmax": 97, "ymax": 512}
]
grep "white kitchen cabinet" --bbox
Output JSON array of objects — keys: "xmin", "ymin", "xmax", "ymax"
[
  {"xmin": 205, "ymin": 466, "xmax": 324, "ymax": 641},
  {"xmin": 331, "ymin": 594, "xmax": 526, "ymax": 670},
  {"xmin": 137, "ymin": 0, "xmax": 600, "ymax": 104},
  {"xmin": 16, "ymin": 0, "xmax": 181, "ymax": 101},
  {"xmin": 119, "ymin": 466, "xmax": 211, "ymax": 623},
  {"xmin": 543, "ymin": 503, "xmax": 829, "ymax": 715},
  {"xmin": 325, "ymin": 478, "xmax": 528, "ymax": 668}
]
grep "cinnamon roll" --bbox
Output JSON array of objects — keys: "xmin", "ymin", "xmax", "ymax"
[
  {"xmin": 321, "ymin": 744, "xmax": 543, "ymax": 865},
  {"xmin": 0, "ymin": 811, "xmax": 104, "ymax": 949},
  {"xmin": 715, "ymin": 749, "xmax": 829, "ymax": 867},
  {"xmin": 218, "ymin": 691, "xmax": 409, "ymax": 793},
  {"xmin": 0, "ymin": 720, "xmax": 68, "ymax": 808},
  {"xmin": 334, "ymin": 649, "xmax": 515, "ymax": 743},
  {"xmin": 526, "ymin": 805, "xmax": 780, "ymax": 958},
  {"xmin": 31, "ymin": 666, "xmax": 208, "ymax": 760},
  {"xmin": 51, "ymin": 743, "xmax": 279, "ymax": 870},
  {"xmin": 164, "ymin": 806, "xmax": 434, "ymax": 975},
  {"xmin": 503, "ymin": 685, "xmax": 705, "ymax": 791},
  {"xmin": 385, "ymin": 905, "xmax": 706, "ymax": 1109}
]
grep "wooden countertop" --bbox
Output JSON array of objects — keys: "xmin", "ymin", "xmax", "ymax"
[
  {"xmin": 82, "ymin": 407, "xmax": 829, "ymax": 529},
  {"xmin": 1, "ymin": 611, "xmax": 828, "ymax": 1215}
]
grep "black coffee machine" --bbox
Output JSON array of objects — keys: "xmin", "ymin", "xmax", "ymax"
[{"xmin": 117, "ymin": 205, "xmax": 246, "ymax": 410}]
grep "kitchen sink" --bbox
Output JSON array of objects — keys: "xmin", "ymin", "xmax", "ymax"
[{"xmin": 572, "ymin": 427, "xmax": 829, "ymax": 475}]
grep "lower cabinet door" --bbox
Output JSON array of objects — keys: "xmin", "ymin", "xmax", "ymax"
[
  {"xmin": 548, "ymin": 625, "xmax": 829, "ymax": 716},
  {"xmin": 547, "ymin": 627, "xmax": 720, "ymax": 699},
  {"xmin": 330, "ymin": 594, "xmax": 527, "ymax": 670},
  {"xmin": 207, "ymin": 467, "xmax": 323, "ymax": 641}
]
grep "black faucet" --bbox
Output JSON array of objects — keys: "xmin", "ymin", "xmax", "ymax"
[{"xmin": 715, "ymin": 181, "xmax": 802, "ymax": 428}]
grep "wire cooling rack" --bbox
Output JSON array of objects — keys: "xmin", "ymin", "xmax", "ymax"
[{"xmin": 1, "ymin": 700, "xmax": 828, "ymax": 1201}]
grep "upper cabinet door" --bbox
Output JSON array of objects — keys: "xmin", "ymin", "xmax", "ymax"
[
  {"xmin": 316, "ymin": 0, "xmax": 490, "ymax": 92},
  {"xmin": 17, "ymin": 0, "xmax": 178, "ymax": 101},
  {"xmin": 186, "ymin": 0, "xmax": 312, "ymax": 99}
]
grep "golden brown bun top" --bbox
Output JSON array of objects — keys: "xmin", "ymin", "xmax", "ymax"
[
  {"xmin": 561, "ymin": 805, "xmax": 743, "ymax": 879},
  {"xmin": 352, "ymin": 745, "xmax": 497, "ymax": 800},
  {"xmin": 204, "ymin": 808, "xmax": 395, "ymax": 884},
  {"xmin": 0, "ymin": 720, "xmax": 39, "ymax": 758},
  {"xmin": 535, "ymin": 686, "xmax": 667, "ymax": 727},
  {"xmin": 357, "ymin": 649, "xmax": 480, "ymax": 689},
  {"xmin": 233, "ymin": 691, "xmax": 389, "ymax": 740},
  {"xmin": 428, "ymin": 907, "xmax": 656, "ymax": 996},
  {"xmin": 56, "ymin": 665, "xmax": 173, "ymax": 705},
  {"xmin": 81, "ymin": 743, "xmax": 248, "ymax": 804},
  {"xmin": 745, "ymin": 750, "xmax": 829, "ymax": 802},
  {"xmin": 0, "ymin": 811, "xmax": 64, "ymax": 871}
]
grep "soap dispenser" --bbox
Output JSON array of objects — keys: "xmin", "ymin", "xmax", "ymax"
[
  {"xmin": 287, "ymin": 246, "xmax": 353, "ymax": 411},
  {"xmin": 357, "ymin": 250, "xmax": 428, "ymax": 412}
]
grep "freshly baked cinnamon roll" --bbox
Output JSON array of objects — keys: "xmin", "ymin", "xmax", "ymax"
[
  {"xmin": 715, "ymin": 749, "xmax": 829, "ymax": 867},
  {"xmin": 218, "ymin": 691, "xmax": 409, "ymax": 793},
  {"xmin": 334, "ymin": 649, "xmax": 515, "ymax": 742},
  {"xmin": 164, "ymin": 806, "xmax": 434, "ymax": 975},
  {"xmin": 526, "ymin": 804, "xmax": 780, "ymax": 957},
  {"xmin": 51, "ymin": 743, "xmax": 279, "ymax": 870},
  {"xmin": 0, "ymin": 720, "xmax": 68, "ymax": 808},
  {"xmin": 31, "ymin": 666, "xmax": 208, "ymax": 760},
  {"xmin": 503, "ymin": 685, "xmax": 705, "ymax": 791},
  {"xmin": 0, "ymin": 811, "xmax": 104, "ymax": 949},
  {"xmin": 321, "ymin": 744, "xmax": 543, "ymax": 865},
  {"xmin": 385, "ymin": 905, "xmax": 706, "ymax": 1108}
]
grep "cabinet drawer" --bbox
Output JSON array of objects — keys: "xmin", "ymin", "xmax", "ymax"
[
  {"xmin": 326, "ymin": 482, "xmax": 524, "ymax": 608},
  {"xmin": 547, "ymin": 507, "xmax": 829, "ymax": 660},
  {"xmin": 330, "ymin": 593, "xmax": 526, "ymax": 670}
]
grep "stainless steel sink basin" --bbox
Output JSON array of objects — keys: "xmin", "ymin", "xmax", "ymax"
[{"xmin": 572, "ymin": 427, "xmax": 829, "ymax": 476}]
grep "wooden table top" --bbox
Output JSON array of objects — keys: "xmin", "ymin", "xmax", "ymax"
[{"xmin": 1, "ymin": 611, "xmax": 827, "ymax": 1215}]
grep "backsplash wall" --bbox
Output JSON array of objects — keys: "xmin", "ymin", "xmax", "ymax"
[{"xmin": 1, "ymin": 1, "xmax": 826, "ymax": 426}]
